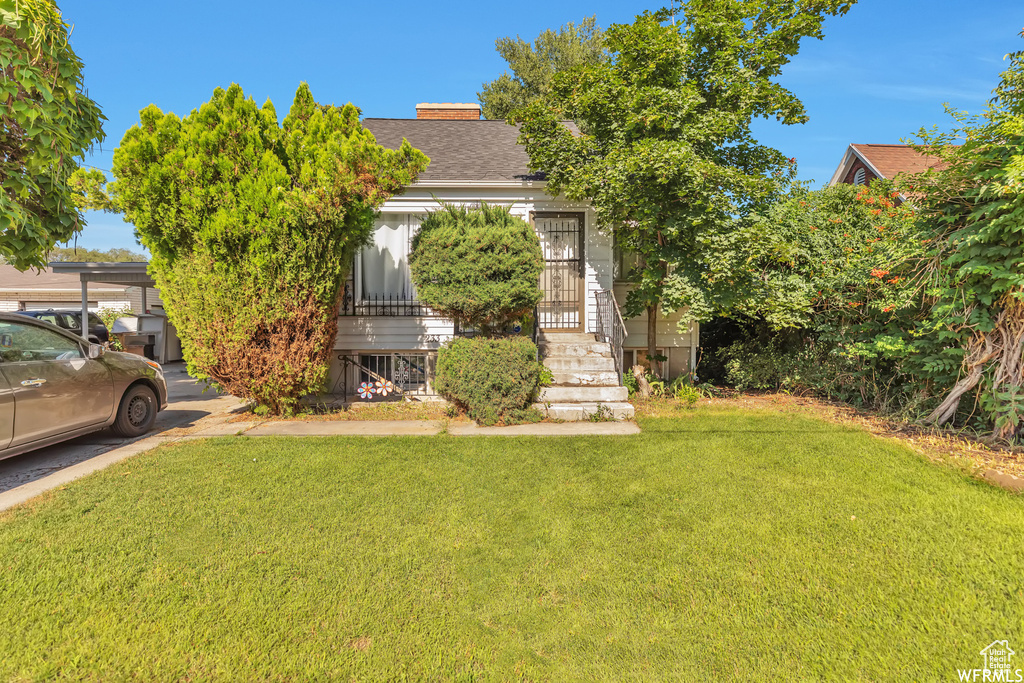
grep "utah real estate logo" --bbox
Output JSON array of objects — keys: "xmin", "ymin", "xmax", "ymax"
[{"xmin": 958, "ymin": 641, "xmax": 1022, "ymax": 682}]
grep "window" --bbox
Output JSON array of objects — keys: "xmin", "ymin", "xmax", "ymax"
[
  {"xmin": 622, "ymin": 348, "xmax": 666, "ymax": 372},
  {"xmin": 612, "ymin": 233, "xmax": 644, "ymax": 281},
  {"xmin": 853, "ymin": 167, "xmax": 867, "ymax": 185},
  {"xmin": 35, "ymin": 313, "xmax": 63, "ymax": 328},
  {"xmin": 357, "ymin": 214, "xmax": 419, "ymax": 301},
  {"xmin": 0, "ymin": 321, "xmax": 83, "ymax": 362}
]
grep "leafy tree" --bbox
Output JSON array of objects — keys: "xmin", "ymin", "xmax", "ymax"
[
  {"xmin": 0, "ymin": 0, "xmax": 105, "ymax": 269},
  {"xmin": 409, "ymin": 203, "xmax": 543, "ymax": 334},
  {"xmin": 478, "ymin": 16, "xmax": 605, "ymax": 121},
  {"xmin": 707, "ymin": 181, "xmax": 927, "ymax": 407},
  {"xmin": 908, "ymin": 43, "xmax": 1024, "ymax": 439},
  {"xmin": 112, "ymin": 83, "xmax": 428, "ymax": 414},
  {"xmin": 514, "ymin": 2, "xmax": 853, "ymax": 375}
]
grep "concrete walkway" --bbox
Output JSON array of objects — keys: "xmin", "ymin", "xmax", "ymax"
[{"xmin": 0, "ymin": 414, "xmax": 639, "ymax": 512}]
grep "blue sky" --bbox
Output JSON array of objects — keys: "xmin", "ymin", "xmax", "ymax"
[{"xmin": 62, "ymin": 0, "xmax": 1022, "ymax": 251}]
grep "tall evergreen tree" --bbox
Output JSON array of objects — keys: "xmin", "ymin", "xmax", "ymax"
[
  {"xmin": 113, "ymin": 84, "xmax": 428, "ymax": 414},
  {"xmin": 478, "ymin": 16, "xmax": 605, "ymax": 120}
]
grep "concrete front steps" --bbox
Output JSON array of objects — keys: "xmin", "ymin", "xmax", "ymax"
[{"xmin": 534, "ymin": 331, "xmax": 635, "ymax": 421}]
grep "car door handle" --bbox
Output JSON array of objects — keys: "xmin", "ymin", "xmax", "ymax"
[{"xmin": 20, "ymin": 378, "xmax": 46, "ymax": 387}]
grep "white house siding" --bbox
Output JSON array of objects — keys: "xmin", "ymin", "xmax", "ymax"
[
  {"xmin": 613, "ymin": 282, "xmax": 699, "ymax": 380},
  {"xmin": 334, "ymin": 184, "xmax": 613, "ymax": 348},
  {"xmin": 334, "ymin": 317, "xmax": 457, "ymax": 352},
  {"xmin": 126, "ymin": 286, "xmax": 164, "ymax": 313},
  {"xmin": 330, "ymin": 182, "xmax": 617, "ymax": 395},
  {"xmin": 585, "ymin": 218, "xmax": 614, "ymax": 334},
  {"xmin": 0, "ymin": 289, "xmax": 131, "ymax": 313}
]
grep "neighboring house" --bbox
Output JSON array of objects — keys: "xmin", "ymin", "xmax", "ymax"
[
  {"xmin": 0, "ymin": 265, "xmax": 159, "ymax": 313},
  {"xmin": 329, "ymin": 102, "xmax": 698, "ymax": 414},
  {"xmin": 829, "ymin": 143, "xmax": 945, "ymax": 197}
]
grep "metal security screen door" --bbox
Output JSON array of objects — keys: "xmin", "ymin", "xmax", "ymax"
[{"xmin": 536, "ymin": 213, "xmax": 583, "ymax": 330}]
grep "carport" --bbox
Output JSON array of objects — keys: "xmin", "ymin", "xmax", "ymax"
[
  {"xmin": 47, "ymin": 262, "xmax": 181, "ymax": 363},
  {"xmin": 48, "ymin": 262, "xmax": 155, "ymax": 340}
]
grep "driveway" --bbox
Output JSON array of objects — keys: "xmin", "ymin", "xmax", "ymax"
[{"xmin": 0, "ymin": 363, "xmax": 240, "ymax": 494}]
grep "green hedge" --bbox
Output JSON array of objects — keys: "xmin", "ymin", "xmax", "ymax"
[
  {"xmin": 409, "ymin": 204, "xmax": 543, "ymax": 334},
  {"xmin": 436, "ymin": 337, "xmax": 543, "ymax": 425}
]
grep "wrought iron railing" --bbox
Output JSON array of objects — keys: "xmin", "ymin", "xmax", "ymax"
[
  {"xmin": 595, "ymin": 290, "xmax": 627, "ymax": 385},
  {"xmin": 332, "ymin": 352, "xmax": 437, "ymax": 401},
  {"xmin": 338, "ymin": 279, "xmax": 440, "ymax": 317},
  {"xmin": 339, "ymin": 293, "xmax": 436, "ymax": 317}
]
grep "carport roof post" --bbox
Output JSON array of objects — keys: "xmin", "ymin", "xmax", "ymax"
[{"xmin": 48, "ymin": 262, "xmax": 156, "ymax": 340}]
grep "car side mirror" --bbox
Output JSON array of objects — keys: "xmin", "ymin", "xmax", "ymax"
[{"xmin": 88, "ymin": 343, "xmax": 105, "ymax": 359}]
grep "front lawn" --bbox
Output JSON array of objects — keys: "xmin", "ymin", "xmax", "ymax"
[{"xmin": 1, "ymin": 408, "xmax": 1021, "ymax": 680}]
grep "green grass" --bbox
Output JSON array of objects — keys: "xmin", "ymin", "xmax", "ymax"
[{"xmin": 1, "ymin": 407, "xmax": 1022, "ymax": 681}]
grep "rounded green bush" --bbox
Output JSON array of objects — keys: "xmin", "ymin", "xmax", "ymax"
[
  {"xmin": 410, "ymin": 204, "xmax": 543, "ymax": 334},
  {"xmin": 435, "ymin": 337, "xmax": 543, "ymax": 426}
]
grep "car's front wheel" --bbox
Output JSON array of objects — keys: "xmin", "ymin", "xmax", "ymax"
[{"xmin": 112, "ymin": 384, "xmax": 158, "ymax": 438}]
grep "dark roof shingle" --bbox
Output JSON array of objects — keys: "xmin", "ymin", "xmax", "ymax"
[{"xmin": 362, "ymin": 118, "xmax": 576, "ymax": 183}]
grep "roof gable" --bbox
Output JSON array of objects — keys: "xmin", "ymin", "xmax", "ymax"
[
  {"xmin": 851, "ymin": 144, "xmax": 943, "ymax": 179},
  {"xmin": 830, "ymin": 143, "xmax": 945, "ymax": 186}
]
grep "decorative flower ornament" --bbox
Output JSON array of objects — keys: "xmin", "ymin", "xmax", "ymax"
[
  {"xmin": 375, "ymin": 379, "xmax": 394, "ymax": 397},
  {"xmin": 357, "ymin": 382, "xmax": 376, "ymax": 399}
]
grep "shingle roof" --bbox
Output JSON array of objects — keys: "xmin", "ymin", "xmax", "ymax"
[
  {"xmin": 362, "ymin": 118, "xmax": 578, "ymax": 183},
  {"xmin": 851, "ymin": 144, "xmax": 944, "ymax": 179},
  {"xmin": 0, "ymin": 266, "xmax": 127, "ymax": 291}
]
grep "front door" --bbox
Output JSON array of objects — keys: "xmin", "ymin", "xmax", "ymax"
[{"xmin": 535, "ymin": 213, "xmax": 584, "ymax": 331}]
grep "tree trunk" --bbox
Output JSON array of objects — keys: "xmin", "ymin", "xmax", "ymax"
[
  {"xmin": 632, "ymin": 364, "xmax": 652, "ymax": 398},
  {"xmin": 923, "ymin": 297, "xmax": 1024, "ymax": 439},
  {"xmin": 647, "ymin": 302, "xmax": 660, "ymax": 379}
]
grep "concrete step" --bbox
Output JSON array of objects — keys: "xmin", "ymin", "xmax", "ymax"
[
  {"xmin": 550, "ymin": 370, "xmax": 621, "ymax": 386},
  {"xmin": 532, "ymin": 402, "xmax": 635, "ymax": 421},
  {"xmin": 539, "ymin": 385, "xmax": 629, "ymax": 402},
  {"xmin": 542, "ymin": 355, "xmax": 617, "ymax": 373},
  {"xmin": 538, "ymin": 341, "xmax": 613, "ymax": 358},
  {"xmin": 538, "ymin": 331, "xmax": 599, "ymax": 344}
]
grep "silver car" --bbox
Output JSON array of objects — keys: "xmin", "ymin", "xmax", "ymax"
[{"xmin": 0, "ymin": 312, "xmax": 167, "ymax": 460}]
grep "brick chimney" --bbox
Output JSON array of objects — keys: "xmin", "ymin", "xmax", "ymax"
[{"xmin": 415, "ymin": 102, "xmax": 481, "ymax": 120}]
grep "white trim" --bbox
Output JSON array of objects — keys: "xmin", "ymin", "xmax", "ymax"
[
  {"xmin": 415, "ymin": 102, "xmax": 480, "ymax": 110},
  {"xmin": 828, "ymin": 145, "xmax": 887, "ymax": 186},
  {"xmin": 407, "ymin": 180, "xmax": 544, "ymax": 189},
  {"xmin": 827, "ymin": 148, "xmax": 856, "ymax": 186}
]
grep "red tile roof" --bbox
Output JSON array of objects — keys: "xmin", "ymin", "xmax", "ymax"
[{"xmin": 850, "ymin": 144, "xmax": 944, "ymax": 180}]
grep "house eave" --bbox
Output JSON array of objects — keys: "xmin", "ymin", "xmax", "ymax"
[
  {"xmin": 406, "ymin": 179, "xmax": 547, "ymax": 189},
  {"xmin": 828, "ymin": 145, "xmax": 888, "ymax": 186},
  {"xmin": 828, "ymin": 144, "xmax": 910, "ymax": 202}
]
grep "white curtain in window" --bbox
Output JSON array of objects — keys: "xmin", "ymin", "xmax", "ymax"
[{"xmin": 359, "ymin": 214, "xmax": 419, "ymax": 299}]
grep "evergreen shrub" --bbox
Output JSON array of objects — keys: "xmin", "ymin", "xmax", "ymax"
[
  {"xmin": 435, "ymin": 337, "xmax": 543, "ymax": 426},
  {"xmin": 409, "ymin": 203, "xmax": 543, "ymax": 334}
]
